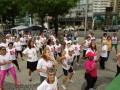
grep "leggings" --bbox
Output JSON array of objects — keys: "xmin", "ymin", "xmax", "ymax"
[{"xmin": 0, "ymin": 67, "xmax": 17, "ymax": 87}]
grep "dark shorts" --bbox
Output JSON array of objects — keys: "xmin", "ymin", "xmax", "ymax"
[
  {"xmin": 112, "ymin": 44, "xmax": 118, "ymax": 48},
  {"xmin": 27, "ymin": 61, "xmax": 38, "ymax": 72},
  {"xmin": 63, "ymin": 67, "xmax": 73, "ymax": 76}
]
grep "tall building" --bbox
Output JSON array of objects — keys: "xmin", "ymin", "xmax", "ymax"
[
  {"xmin": 111, "ymin": 0, "xmax": 120, "ymax": 17},
  {"xmin": 93, "ymin": 0, "xmax": 110, "ymax": 13}
]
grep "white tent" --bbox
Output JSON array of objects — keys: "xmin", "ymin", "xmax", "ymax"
[{"xmin": 11, "ymin": 25, "xmax": 28, "ymax": 38}]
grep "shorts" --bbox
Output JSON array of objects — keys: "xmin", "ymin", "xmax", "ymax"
[
  {"xmin": 112, "ymin": 44, "xmax": 118, "ymax": 48},
  {"xmin": 27, "ymin": 61, "xmax": 38, "ymax": 72},
  {"xmin": 63, "ymin": 67, "xmax": 73, "ymax": 76}
]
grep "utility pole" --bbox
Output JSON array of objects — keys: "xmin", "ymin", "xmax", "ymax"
[{"xmin": 84, "ymin": 0, "xmax": 88, "ymax": 39}]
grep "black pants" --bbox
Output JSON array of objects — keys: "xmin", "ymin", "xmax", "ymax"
[
  {"xmin": 115, "ymin": 65, "xmax": 120, "ymax": 77},
  {"xmin": 16, "ymin": 51, "xmax": 23, "ymax": 57},
  {"xmin": 107, "ymin": 51, "xmax": 110, "ymax": 61},
  {"xmin": 99, "ymin": 56, "xmax": 107, "ymax": 69},
  {"xmin": 85, "ymin": 73, "xmax": 97, "ymax": 90},
  {"xmin": 83, "ymin": 50, "xmax": 86, "ymax": 59}
]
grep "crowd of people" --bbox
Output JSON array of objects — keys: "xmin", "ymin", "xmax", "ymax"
[{"xmin": 0, "ymin": 31, "xmax": 119, "ymax": 90}]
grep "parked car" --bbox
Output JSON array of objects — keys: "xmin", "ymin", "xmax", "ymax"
[
  {"xmin": 63, "ymin": 26, "xmax": 75, "ymax": 31},
  {"xmin": 103, "ymin": 26, "xmax": 118, "ymax": 32}
]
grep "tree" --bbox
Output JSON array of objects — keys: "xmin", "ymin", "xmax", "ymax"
[{"xmin": 46, "ymin": 0, "xmax": 79, "ymax": 36}]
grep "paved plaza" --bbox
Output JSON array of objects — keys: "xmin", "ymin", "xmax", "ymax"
[{"xmin": 3, "ymin": 35, "xmax": 119, "ymax": 90}]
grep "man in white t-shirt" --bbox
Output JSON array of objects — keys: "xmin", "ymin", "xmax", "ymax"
[{"xmin": 37, "ymin": 67, "xmax": 59, "ymax": 90}]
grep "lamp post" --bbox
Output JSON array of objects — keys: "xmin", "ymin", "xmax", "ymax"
[{"xmin": 84, "ymin": 0, "xmax": 88, "ymax": 39}]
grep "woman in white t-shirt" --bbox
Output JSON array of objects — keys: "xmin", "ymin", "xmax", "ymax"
[
  {"xmin": 37, "ymin": 67, "xmax": 59, "ymax": 90},
  {"xmin": 72, "ymin": 40, "xmax": 81, "ymax": 66},
  {"xmin": 7, "ymin": 42, "xmax": 21, "ymax": 71},
  {"xmin": 46, "ymin": 39, "xmax": 55, "ymax": 57},
  {"xmin": 54, "ymin": 40, "xmax": 62, "ymax": 59},
  {"xmin": 37, "ymin": 48, "xmax": 58, "ymax": 83},
  {"xmin": 81, "ymin": 36, "xmax": 91, "ymax": 59},
  {"xmin": 99, "ymin": 41, "xmax": 108, "ymax": 69},
  {"xmin": 14, "ymin": 38, "xmax": 23, "ymax": 60},
  {"xmin": 23, "ymin": 40, "xmax": 38, "ymax": 81},
  {"xmin": 35, "ymin": 36, "xmax": 42, "ymax": 55},
  {"xmin": 59, "ymin": 49, "xmax": 74, "ymax": 90},
  {"xmin": 0, "ymin": 46, "xmax": 20, "ymax": 90}
]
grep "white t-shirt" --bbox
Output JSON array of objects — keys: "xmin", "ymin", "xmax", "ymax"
[
  {"xmin": 0, "ymin": 53, "xmax": 13, "ymax": 70},
  {"xmin": 7, "ymin": 48, "xmax": 16, "ymax": 60},
  {"xmin": 83, "ymin": 40, "xmax": 91, "ymax": 50},
  {"xmin": 64, "ymin": 37, "xmax": 67, "ymax": 42},
  {"xmin": 37, "ymin": 58, "xmax": 53, "ymax": 77},
  {"xmin": 20, "ymin": 37, "xmax": 26, "ymax": 45},
  {"xmin": 37, "ymin": 77, "xmax": 58, "ymax": 90},
  {"xmin": 112, "ymin": 36, "xmax": 118, "ymax": 44},
  {"xmin": 35, "ymin": 39, "xmax": 42, "ymax": 48},
  {"xmin": 54, "ymin": 44, "xmax": 62, "ymax": 53},
  {"xmin": 46, "ymin": 45, "xmax": 55, "ymax": 57},
  {"xmin": 62, "ymin": 54, "xmax": 74, "ymax": 70},
  {"xmin": 72, "ymin": 44, "xmax": 81, "ymax": 56},
  {"xmin": 41, "ymin": 37, "xmax": 46, "ymax": 44},
  {"xmin": 10, "ymin": 36, "xmax": 15, "ymax": 42},
  {"xmin": 23, "ymin": 47, "xmax": 38, "ymax": 62},
  {"xmin": 100, "ymin": 45, "xmax": 108, "ymax": 57},
  {"xmin": 86, "ymin": 48, "xmax": 97, "ymax": 61},
  {"xmin": 14, "ymin": 41, "xmax": 22, "ymax": 51}
]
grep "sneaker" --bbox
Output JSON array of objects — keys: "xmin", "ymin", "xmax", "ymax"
[
  {"xmin": 15, "ymin": 82, "xmax": 21, "ymax": 86},
  {"xmin": 29, "ymin": 77, "xmax": 32, "ymax": 81},
  {"xmin": 68, "ymin": 79, "xmax": 74, "ymax": 83},
  {"xmin": 89, "ymin": 88, "xmax": 94, "ymax": 90},
  {"xmin": 73, "ymin": 71, "xmax": 75, "ymax": 73},
  {"xmin": 0, "ymin": 87, "xmax": 3, "ymax": 90},
  {"xmin": 61, "ymin": 84, "xmax": 66, "ymax": 90},
  {"xmin": 76, "ymin": 63, "xmax": 80, "ymax": 66},
  {"xmin": 18, "ymin": 69, "xmax": 21, "ymax": 72}
]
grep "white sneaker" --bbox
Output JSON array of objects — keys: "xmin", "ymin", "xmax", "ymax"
[
  {"xmin": 61, "ymin": 84, "xmax": 67, "ymax": 89},
  {"xmin": 68, "ymin": 79, "xmax": 74, "ymax": 83},
  {"xmin": 76, "ymin": 63, "xmax": 80, "ymax": 66},
  {"xmin": 73, "ymin": 71, "xmax": 75, "ymax": 73},
  {"xmin": 89, "ymin": 88, "xmax": 94, "ymax": 90}
]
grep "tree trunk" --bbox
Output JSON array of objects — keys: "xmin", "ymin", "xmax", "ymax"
[
  {"xmin": 11, "ymin": 14, "xmax": 15, "ymax": 27},
  {"xmin": 54, "ymin": 16, "xmax": 58, "ymax": 37},
  {"xmin": 1, "ymin": 15, "xmax": 4, "ymax": 33}
]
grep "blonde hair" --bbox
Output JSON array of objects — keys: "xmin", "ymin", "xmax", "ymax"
[{"xmin": 42, "ymin": 48, "xmax": 50, "ymax": 59}]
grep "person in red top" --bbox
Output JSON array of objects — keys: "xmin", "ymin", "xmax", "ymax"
[{"xmin": 84, "ymin": 52, "xmax": 97, "ymax": 90}]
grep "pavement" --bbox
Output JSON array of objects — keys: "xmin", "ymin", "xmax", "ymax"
[{"xmin": 3, "ymin": 37, "xmax": 119, "ymax": 90}]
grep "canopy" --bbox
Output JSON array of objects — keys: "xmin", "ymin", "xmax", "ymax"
[
  {"xmin": 24, "ymin": 25, "xmax": 46, "ymax": 31},
  {"xmin": 11, "ymin": 25, "xmax": 28, "ymax": 30}
]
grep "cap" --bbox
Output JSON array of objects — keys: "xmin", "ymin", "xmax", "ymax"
[
  {"xmin": 73, "ymin": 40, "xmax": 77, "ymax": 43},
  {"xmin": 86, "ymin": 52, "xmax": 95, "ymax": 57},
  {"xmin": 68, "ymin": 47, "xmax": 73, "ymax": 51}
]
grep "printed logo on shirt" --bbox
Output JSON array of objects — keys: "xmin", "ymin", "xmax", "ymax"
[
  {"xmin": 51, "ymin": 48, "xmax": 54, "ymax": 52},
  {"xmin": 74, "ymin": 47, "xmax": 78, "ymax": 51},
  {"xmin": 10, "ymin": 51, "xmax": 15, "ymax": 55}
]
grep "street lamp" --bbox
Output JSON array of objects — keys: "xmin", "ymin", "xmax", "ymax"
[{"xmin": 84, "ymin": 0, "xmax": 88, "ymax": 39}]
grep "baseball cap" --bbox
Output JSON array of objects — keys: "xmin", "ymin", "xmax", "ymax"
[
  {"xmin": 73, "ymin": 40, "xmax": 77, "ymax": 43},
  {"xmin": 86, "ymin": 52, "xmax": 94, "ymax": 57},
  {"xmin": 68, "ymin": 47, "xmax": 73, "ymax": 51}
]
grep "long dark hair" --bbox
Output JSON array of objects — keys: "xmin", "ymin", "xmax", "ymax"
[
  {"xmin": 89, "ymin": 42, "xmax": 97, "ymax": 51},
  {"xmin": 28, "ymin": 39, "xmax": 34, "ymax": 49}
]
